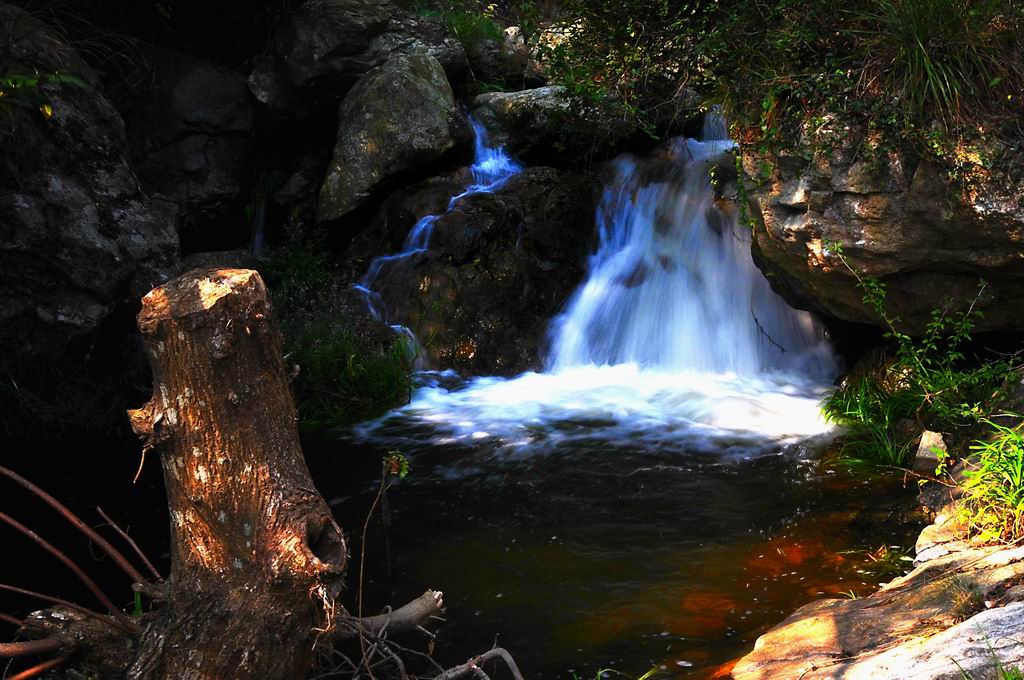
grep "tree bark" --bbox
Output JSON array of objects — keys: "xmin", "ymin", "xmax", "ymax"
[{"xmin": 126, "ymin": 268, "xmax": 346, "ymax": 680}]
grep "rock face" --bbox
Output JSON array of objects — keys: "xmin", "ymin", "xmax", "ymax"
[
  {"xmin": 746, "ymin": 119, "xmax": 1024, "ymax": 334},
  {"xmin": 254, "ymin": 0, "xmax": 466, "ymax": 106},
  {"xmin": 124, "ymin": 53, "xmax": 254, "ymax": 249},
  {"xmin": 370, "ymin": 167, "xmax": 598, "ymax": 374},
  {"xmin": 0, "ymin": 4, "xmax": 179, "ymax": 364},
  {"xmin": 317, "ymin": 49, "xmax": 468, "ymax": 224}
]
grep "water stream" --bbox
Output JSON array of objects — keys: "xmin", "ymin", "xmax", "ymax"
[
  {"xmin": 355, "ymin": 119, "xmax": 522, "ymax": 324},
  {"xmin": 326, "ymin": 117, "xmax": 921, "ymax": 678}
]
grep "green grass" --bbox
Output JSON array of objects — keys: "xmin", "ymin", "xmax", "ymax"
[
  {"xmin": 962, "ymin": 418, "xmax": 1024, "ymax": 542},
  {"xmin": 823, "ymin": 370, "xmax": 921, "ymax": 467},
  {"xmin": 414, "ymin": 1, "xmax": 504, "ymax": 50},
  {"xmin": 853, "ymin": 0, "xmax": 1021, "ymax": 126},
  {"xmin": 281, "ymin": 319, "xmax": 413, "ymax": 429}
]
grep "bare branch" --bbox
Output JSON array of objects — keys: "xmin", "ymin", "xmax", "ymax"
[
  {"xmin": 0, "ymin": 512, "xmax": 140, "ymax": 633},
  {"xmin": 433, "ymin": 648, "xmax": 525, "ymax": 680},
  {"xmin": 8, "ymin": 655, "xmax": 68, "ymax": 679},
  {"xmin": 0, "ymin": 636, "xmax": 64, "ymax": 658},
  {"xmin": 0, "ymin": 613, "xmax": 22, "ymax": 627},
  {"xmin": 333, "ymin": 590, "xmax": 444, "ymax": 642},
  {"xmin": 96, "ymin": 506, "xmax": 163, "ymax": 581},
  {"xmin": 0, "ymin": 465, "xmax": 146, "ymax": 584}
]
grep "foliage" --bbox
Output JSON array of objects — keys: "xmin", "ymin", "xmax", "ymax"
[
  {"xmin": 0, "ymin": 71, "xmax": 87, "ymax": 122},
  {"xmin": 280, "ymin": 318, "xmax": 413, "ymax": 429},
  {"xmin": 261, "ymin": 243, "xmax": 414, "ymax": 429},
  {"xmin": 821, "ymin": 243, "xmax": 1015, "ymax": 466},
  {"xmin": 536, "ymin": 0, "xmax": 1023, "ymax": 153},
  {"xmin": 962, "ymin": 418, "xmax": 1024, "ymax": 542},
  {"xmin": 414, "ymin": 0, "xmax": 503, "ymax": 50}
]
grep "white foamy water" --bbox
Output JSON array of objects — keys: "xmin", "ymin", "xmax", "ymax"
[{"xmin": 357, "ymin": 115, "xmax": 838, "ymax": 458}]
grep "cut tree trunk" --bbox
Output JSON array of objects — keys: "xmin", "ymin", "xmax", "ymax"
[
  {"xmin": 2, "ymin": 267, "xmax": 447, "ymax": 679},
  {"xmin": 126, "ymin": 268, "xmax": 347, "ymax": 679}
]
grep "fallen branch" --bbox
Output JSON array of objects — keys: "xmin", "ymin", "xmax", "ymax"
[
  {"xmin": 434, "ymin": 648, "xmax": 525, "ymax": 680},
  {"xmin": 333, "ymin": 590, "xmax": 444, "ymax": 641},
  {"xmin": 0, "ymin": 636, "xmax": 64, "ymax": 658}
]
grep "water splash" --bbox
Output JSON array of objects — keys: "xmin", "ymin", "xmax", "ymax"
[
  {"xmin": 357, "ymin": 115, "xmax": 838, "ymax": 460},
  {"xmin": 355, "ymin": 118, "xmax": 522, "ymax": 321}
]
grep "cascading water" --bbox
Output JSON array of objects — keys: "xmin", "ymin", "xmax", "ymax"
[
  {"xmin": 358, "ymin": 116, "xmax": 839, "ymax": 458},
  {"xmin": 355, "ymin": 118, "xmax": 522, "ymax": 322},
  {"xmin": 548, "ymin": 117, "xmax": 835, "ymax": 378}
]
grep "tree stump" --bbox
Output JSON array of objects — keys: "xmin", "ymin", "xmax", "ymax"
[{"xmin": 127, "ymin": 268, "xmax": 346, "ymax": 679}]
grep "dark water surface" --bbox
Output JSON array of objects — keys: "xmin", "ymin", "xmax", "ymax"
[{"xmin": 311, "ymin": 428, "xmax": 923, "ymax": 680}]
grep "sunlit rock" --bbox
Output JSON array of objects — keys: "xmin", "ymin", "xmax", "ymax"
[
  {"xmin": 747, "ymin": 117, "xmax": 1024, "ymax": 333},
  {"xmin": 317, "ymin": 49, "xmax": 468, "ymax": 225}
]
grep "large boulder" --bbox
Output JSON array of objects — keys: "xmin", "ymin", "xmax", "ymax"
[
  {"xmin": 124, "ymin": 52, "xmax": 254, "ymax": 250},
  {"xmin": 317, "ymin": 49, "xmax": 468, "ymax": 224},
  {"xmin": 746, "ymin": 118, "xmax": 1024, "ymax": 334},
  {"xmin": 370, "ymin": 167, "xmax": 598, "ymax": 374},
  {"xmin": 0, "ymin": 4, "xmax": 179, "ymax": 364}
]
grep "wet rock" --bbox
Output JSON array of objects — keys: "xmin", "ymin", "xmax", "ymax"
[
  {"xmin": 317, "ymin": 49, "xmax": 468, "ymax": 224},
  {"xmin": 747, "ymin": 117, "xmax": 1024, "ymax": 333},
  {"xmin": 343, "ymin": 170, "xmax": 470, "ymax": 278},
  {"xmin": 0, "ymin": 3, "xmax": 179, "ymax": 364},
  {"xmin": 468, "ymin": 86, "xmax": 570, "ymax": 156},
  {"xmin": 123, "ymin": 52, "xmax": 254, "ymax": 248},
  {"xmin": 370, "ymin": 167, "xmax": 598, "ymax": 374}
]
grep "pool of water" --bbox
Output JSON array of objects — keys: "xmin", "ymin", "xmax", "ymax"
[{"xmin": 313, "ymin": 380, "xmax": 923, "ymax": 680}]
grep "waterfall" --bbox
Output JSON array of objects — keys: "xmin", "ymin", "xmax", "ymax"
[
  {"xmin": 548, "ymin": 115, "xmax": 836, "ymax": 380},
  {"xmin": 355, "ymin": 118, "xmax": 522, "ymax": 321},
  {"xmin": 356, "ymin": 116, "xmax": 839, "ymax": 458}
]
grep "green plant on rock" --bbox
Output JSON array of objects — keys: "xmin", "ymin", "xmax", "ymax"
[
  {"xmin": 821, "ymin": 242, "xmax": 1015, "ymax": 466},
  {"xmin": 0, "ymin": 71, "xmax": 87, "ymax": 123},
  {"xmin": 962, "ymin": 418, "xmax": 1024, "ymax": 542}
]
